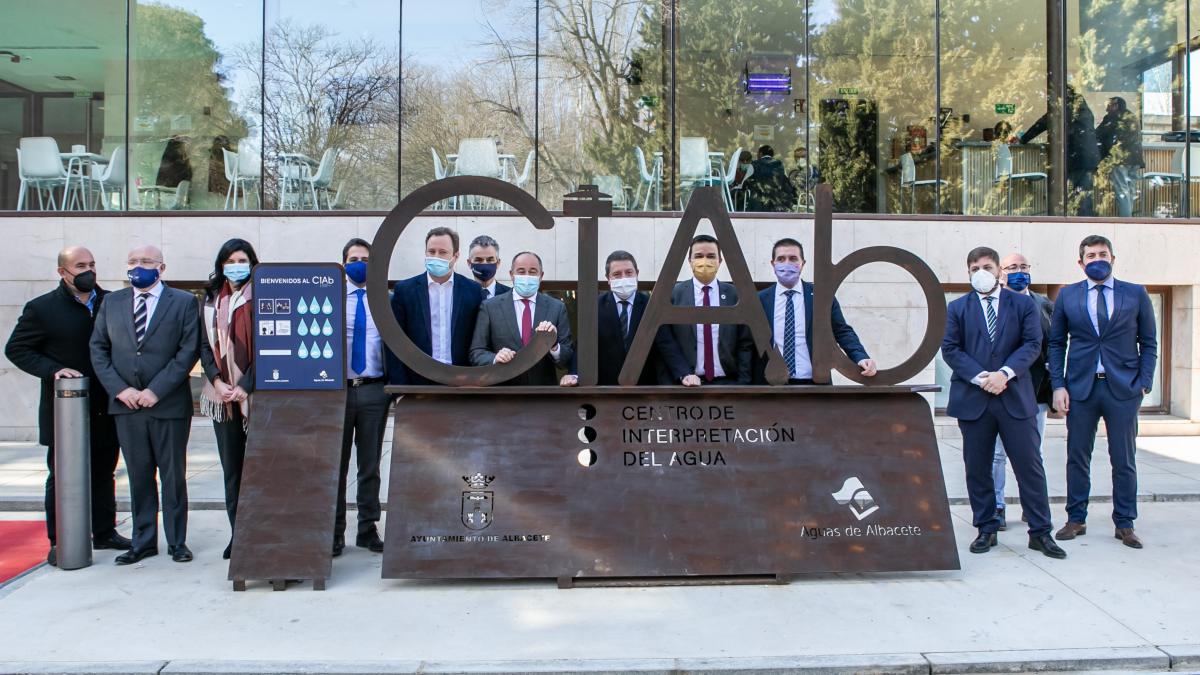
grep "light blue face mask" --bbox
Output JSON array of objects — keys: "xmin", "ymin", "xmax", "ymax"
[
  {"xmin": 425, "ymin": 256, "xmax": 452, "ymax": 278},
  {"xmin": 513, "ymin": 274, "xmax": 541, "ymax": 298},
  {"xmin": 224, "ymin": 262, "xmax": 251, "ymax": 283}
]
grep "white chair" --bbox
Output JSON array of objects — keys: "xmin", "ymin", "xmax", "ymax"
[
  {"xmin": 720, "ymin": 146, "xmax": 743, "ymax": 211},
  {"xmin": 899, "ymin": 152, "xmax": 945, "ymax": 213},
  {"xmin": 453, "ymin": 138, "xmax": 503, "ymax": 209},
  {"xmin": 223, "ymin": 146, "xmax": 261, "ymax": 210},
  {"xmin": 633, "ymin": 146, "xmax": 661, "ymax": 210},
  {"xmin": 430, "ymin": 148, "xmax": 454, "ymax": 209},
  {"xmin": 994, "ymin": 143, "xmax": 1047, "ymax": 215},
  {"xmin": 679, "ymin": 137, "xmax": 718, "ymax": 208},
  {"xmin": 513, "ymin": 150, "xmax": 535, "ymax": 190},
  {"xmin": 167, "ymin": 180, "xmax": 190, "ymax": 210},
  {"xmin": 17, "ymin": 137, "xmax": 69, "ymax": 211},
  {"xmin": 303, "ymin": 148, "xmax": 337, "ymax": 210},
  {"xmin": 222, "ymin": 148, "xmax": 239, "ymax": 209},
  {"xmin": 592, "ymin": 175, "xmax": 629, "ymax": 210},
  {"xmin": 92, "ymin": 145, "xmax": 126, "ymax": 210}
]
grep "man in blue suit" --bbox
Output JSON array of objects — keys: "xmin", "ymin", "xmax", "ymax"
[
  {"xmin": 387, "ymin": 227, "xmax": 484, "ymax": 385},
  {"xmin": 754, "ymin": 238, "xmax": 876, "ymax": 384},
  {"xmin": 467, "ymin": 235, "xmax": 511, "ymax": 301},
  {"xmin": 1049, "ymin": 235, "xmax": 1156, "ymax": 549},
  {"xmin": 942, "ymin": 246, "xmax": 1064, "ymax": 559}
]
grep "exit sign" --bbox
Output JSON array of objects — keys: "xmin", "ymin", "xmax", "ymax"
[
  {"xmin": 995, "ymin": 103, "xmax": 1016, "ymax": 115},
  {"xmin": 838, "ymin": 87, "xmax": 859, "ymax": 96}
]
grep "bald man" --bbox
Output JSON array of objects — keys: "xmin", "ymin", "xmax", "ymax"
[
  {"xmin": 6, "ymin": 247, "xmax": 130, "ymax": 565},
  {"xmin": 91, "ymin": 245, "xmax": 200, "ymax": 564}
]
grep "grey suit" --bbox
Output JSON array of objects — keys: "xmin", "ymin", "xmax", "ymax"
[
  {"xmin": 657, "ymin": 279, "xmax": 754, "ymax": 384},
  {"xmin": 469, "ymin": 291, "xmax": 573, "ymax": 386},
  {"xmin": 90, "ymin": 283, "xmax": 200, "ymax": 552}
]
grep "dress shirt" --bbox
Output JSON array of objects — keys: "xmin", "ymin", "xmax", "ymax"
[
  {"xmin": 1087, "ymin": 276, "xmax": 1116, "ymax": 374},
  {"xmin": 969, "ymin": 285, "xmax": 1016, "ymax": 386},
  {"xmin": 77, "ymin": 289, "xmax": 97, "ymax": 316},
  {"xmin": 512, "ymin": 292, "xmax": 561, "ymax": 360},
  {"xmin": 482, "ymin": 283, "xmax": 498, "ymax": 300},
  {"xmin": 427, "ymin": 273, "xmax": 454, "ymax": 365},
  {"xmin": 691, "ymin": 277, "xmax": 725, "ymax": 378},
  {"xmin": 132, "ymin": 281, "xmax": 164, "ymax": 329},
  {"xmin": 773, "ymin": 283, "xmax": 812, "ymax": 379},
  {"xmin": 345, "ymin": 281, "xmax": 384, "ymax": 378}
]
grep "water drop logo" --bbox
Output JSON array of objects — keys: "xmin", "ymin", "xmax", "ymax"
[
  {"xmin": 297, "ymin": 297, "xmax": 309, "ymax": 315},
  {"xmin": 322, "ymin": 319, "xmax": 333, "ymax": 336},
  {"xmin": 297, "ymin": 320, "xmax": 309, "ymax": 337},
  {"xmin": 322, "ymin": 341, "xmax": 334, "ymax": 359},
  {"xmin": 321, "ymin": 297, "xmax": 333, "ymax": 315},
  {"xmin": 308, "ymin": 297, "xmax": 321, "ymax": 314},
  {"xmin": 309, "ymin": 318, "xmax": 321, "ymax": 336},
  {"xmin": 297, "ymin": 342, "xmax": 310, "ymax": 360}
]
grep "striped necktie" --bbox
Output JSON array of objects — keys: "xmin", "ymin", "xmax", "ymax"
[
  {"xmin": 783, "ymin": 290, "xmax": 798, "ymax": 377},
  {"xmin": 134, "ymin": 293, "xmax": 150, "ymax": 344},
  {"xmin": 984, "ymin": 295, "xmax": 997, "ymax": 342}
]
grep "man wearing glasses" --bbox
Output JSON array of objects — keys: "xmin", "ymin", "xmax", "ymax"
[{"xmin": 992, "ymin": 252, "xmax": 1054, "ymax": 530}]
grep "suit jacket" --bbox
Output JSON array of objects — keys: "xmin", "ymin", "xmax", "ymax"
[
  {"xmin": 5, "ymin": 282, "xmax": 119, "ymax": 447},
  {"xmin": 1025, "ymin": 290, "xmax": 1054, "ymax": 405},
  {"xmin": 481, "ymin": 281, "xmax": 511, "ymax": 301},
  {"xmin": 753, "ymin": 281, "xmax": 868, "ymax": 383},
  {"xmin": 89, "ymin": 283, "xmax": 201, "ymax": 418},
  {"xmin": 386, "ymin": 272, "xmax": 483, "ymax": 385},
  {"xmin": 942, "ymin": 288, "xmax": 1042, "ymax": 421},
  {"xmin": 568, "ymin": 291, "xmax": 660, "ymax": 385},
  {"xmin": 1048, "ymin": 279, "xmax": 1156, "ymax": 401},
  {"xmin": 658, "ymin": 279, "xmax": 753, "ymax": 384},
  {"xmin": 469, "ymin": 291, "xmax": 574, "ymax": 386}
]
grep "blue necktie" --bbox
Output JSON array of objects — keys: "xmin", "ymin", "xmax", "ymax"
[
  {"xmin": 352, "ymin": 289, "xmax": 367, "ymax": 375},
  {"xmin": 1096, "ymin": 285, "xmax": 1109, "ymax": 335},
  {"xmin": 783, "ymin": 290, "xmax": 797, "ymax": 377}
]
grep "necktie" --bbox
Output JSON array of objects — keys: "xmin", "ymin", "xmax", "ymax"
[
  {"xmin": 783, "ymin": 290, "xmax": 797, "ymax": 377},
  {"xmin": 618, "ymin": 300, "xmax": 630, "ymax": 341},
  {"xmin": 134, "ymin": 293, "xmax": 150, "ymax": 344},
  {"xmin": 984, "ymin": 295, "xmax": 997, "ymax": 342},
  {"xmin": 1096, "ymin": 285, "xmax": 1109, "ymax": 335},
  {"xmin": 352, "ymin": 289, "xmax": 367, "ymax": 375},
  {"xmin": 701, "ymin": 285, "xmax": 715, "ymax": 382},
  {"xmin": 520, "ymin": 299, "xmax": 532, "ymax": 346}
]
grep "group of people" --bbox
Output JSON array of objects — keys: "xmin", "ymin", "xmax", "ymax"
[
  {"xmin": 729, "ymin": 145, "xmax": 819, "ymax": 213},
  {"xmin": 942, "ymin": 235, "xmax": 1157, "ymax": 559},
  {"xmin": 5, "ymin": 229, "xmax": 1154, "ymax": 566}
]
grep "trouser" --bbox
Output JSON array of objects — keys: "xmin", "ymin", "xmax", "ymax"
[
  {"xmin": 44, "ymin": 423, "xmax": 120, "ymax": 544},
  {"xmin": 1065, "ymin": 378, "xmax": 1141, "ymax": 529},
  {"xmin": 1068, "ymin": 169, "xmax": 1095, "ymax": 217},
  {"xmin": 1110, "ymin": 165, "xmax": 1139, "ymax": 218},
  {"xmin": 212, "ymin": 408, "xmax": 247, "ymax": 530},
  {"xmin": 993, "ymin": 403, "xmax": 1049, "ymax": 508},
  {"xmin": 115, "ymin": 413, "xmax": 190, "ymax": 551},
  {"xmin": 958, "ymin": 397, "xmax": 1053, "ymax": 536},
  {"xmin": 335, "ymin": 381, "xmax": 389, "ymax": 538}
]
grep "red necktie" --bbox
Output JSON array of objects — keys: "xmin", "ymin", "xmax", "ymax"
[
  {"xmin": 520, "ymin": 299, "xmax": 532, "ymax": 346},
  {"xmin": 702, "ymin": 285, "xmax": 714, "ymax": 382}
]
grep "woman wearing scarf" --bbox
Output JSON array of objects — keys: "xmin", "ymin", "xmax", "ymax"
[{"xmin": 199, "ymin": 238, "xmax": 258, "ymax": 560}]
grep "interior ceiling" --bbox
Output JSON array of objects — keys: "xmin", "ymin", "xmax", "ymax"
[{"xmin": 0, "ymin": 1, "xmax": 124, "ymax": 94}]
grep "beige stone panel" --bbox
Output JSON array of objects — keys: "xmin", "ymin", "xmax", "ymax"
[
  {"xmin": 258, "ymin": 215, "xmax": 354, "ymax": 265},
  {"xmin": 63, "ymin": 216, "xmax": 161, "ymax": 282},
  {"xmin": 595, "ymin": 217, "xmax": 657, "ymax": 282},
  {"xmin": 1017, "ymin": 221, "xmax": 1117, "ymax": 284},
  {"xmin": 161, "ymin": 216, "xmax": 262, "ymax": 280},
  {"xmin": 848, "ymin": 219, "xmax": 930, "ymax": 283},
  {"xmin": 454, "ymin": 215, "xmax": 557, "ymax": 285},
  {"xmin": 920, "ymin": 220, "xmax": 1022, "ymax": 282},
  {"xmin": 1, "ymin": 217, "xmax": 65, "ymax": 282},
  {"xmin": 1111, "ymin": 223, "xmax": 1200, "ymax": 287},
  {"xmin": 833, "ymin": 280, "xmax": 931, "ymax": 309}
]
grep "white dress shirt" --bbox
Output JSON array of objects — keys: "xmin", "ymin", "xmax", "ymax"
[
  {"xmin": 970, "ymin": 285, "xmax": 1015, "ymax": 386},
  {"xmin": 691, "ymin": 277, "xmax": 725, "ymax": 378},
  {"xmin": 482, "ymin": 283, "xmax": 498, "ymax": 300},
  {"xmin": 1087, "ymin": 277, "xmax": 1115, "ymax": 373},
  {"xmin": 427, "ymin": 273, "xmax": 454, "ymax": 365},
  {"xmin": 511, "ymin": 292, "xmax": 561, "ymax": 360},
  {"xmin": 345, "ymin": 281, "xmax": 384, "ymax": 378},
  {"xmin": 132, "ymin": 281, "xmax": 164, "ymax": 329},
  {"xmin": 773, "ymin": 283, "xmax": 812, "ymax": 379}
]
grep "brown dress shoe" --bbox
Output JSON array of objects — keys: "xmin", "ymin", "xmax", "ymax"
[
  {"xmin": 1115, "ymin": 527, "xmax": 1143, "ymax": 549},
  {"xmin": 1055, "ymin": 522, "xmax": 1087, "ymax": 540}
]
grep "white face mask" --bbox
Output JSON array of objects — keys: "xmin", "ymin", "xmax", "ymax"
[
  {"xmin": 609, "ymin": 277, "xmax": 638, "ymax": 300},
  {"xmin": 971, "ymin": 269, "xmax": 999, "ymax": 295}
]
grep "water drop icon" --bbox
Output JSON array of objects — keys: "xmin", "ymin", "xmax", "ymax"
[
  {"xmin": 297, "ymin": 320, "xmax": 309, "ymax": 337},
  {"xmin": 322, "ymin": 319, "xmax": 333, "ymax": 336},
  {"xmin": 322, "ymin": 341, "xmax": 334, "ymax": 359},
  {"xmin": 297, "ymin": 297, "xmax": 308, "ymax": 315},
  {"xmin": 321, "ymin": 297, "xmax": 333, "ymax": 315},
  {"xmin": 309, "ymin": 318, "xmax": 321, "ymax": 335},
  {"xmin": 308, "ymin": 297, "xmax": 321, "ymax": 314},
  {"xmin": 297, "ymin": 342, "xmax": 309, "ymax": 359}
]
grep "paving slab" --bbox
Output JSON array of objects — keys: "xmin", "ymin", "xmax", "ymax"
[
  {"xmin": 924, "ymin": 646, "xmax": 1169, "ymax": 673},
  {"xmin": 0, "ymin": 662, "xmax": 167, "ymax": 674}
]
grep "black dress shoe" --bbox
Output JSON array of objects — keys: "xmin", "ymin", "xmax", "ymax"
[
  {"xmin": 355, "ymin": 531, "xmax": 384, "ymax": 553},
  {"xmin": 332, "ymin": 534, "xmax": 345, "ymax": 557},
  {"xmin": 168, "ymin": 544, "xmax": 193, "ymax": 563},
  {"xmin": 969, "ymin": 532, "xmax": 998, "ymax": 554},
  {"xmin": 115, "ymin": 548, "xmax": 158, "ymax": 565},
  {"xmin": 47, "ymin": 546, "xmax": 56, "ymax": 567},
  {"xmin": 1029, "ymin": 533, "xmax": 1067, "ymax": 559},
  {"xmin": 94, "ymin": 532, "xmax": 133, "ymax": 551},
  {"xmin": 996, "ymin": 506, "xmax": 1007, "ymax": 532}
]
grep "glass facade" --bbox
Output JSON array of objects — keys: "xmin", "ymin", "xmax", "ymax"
[{"xmin": 1, "ymin": 0, "xmax": 1199, "ymax": 215}]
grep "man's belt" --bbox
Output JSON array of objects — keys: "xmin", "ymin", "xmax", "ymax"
[{"xmin": 347, "ymin": 376, "xmax": 385, "ymax": 387}]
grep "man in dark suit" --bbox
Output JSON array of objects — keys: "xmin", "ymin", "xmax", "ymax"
[
  {"xmin": 754, "ymin": 238, "xmax": 876, "ymax": 384},
  {"xmin": 992, "ymin": 251, "xmax": 1054, "ymax": 529},
  {"xmin": 658, "ymin": 234, "xmax": 754, "ymax": 385},
  {"xmin": 90, "ymin": 245, "xmax": 200, "ymax": 564},
  {"xmin": 334, "ymin": 238, "xmax": 392, "ymax": 556},
  {"xmin": 6, "ymin": 246, "xmax": 131, "ymax": 566},
  {"xmin": 1049, "ymin": 235, "xmax": 1156, "ymax": 549},
  {"xmin": 469, "ymin": 251, "xmax": 572, "ymax": 386},
  {"xmin": 467, "ymin": 235, "xmax": 511, "ymax": 301},
  {"xmin": 560, "ymin": 250, "xmax": 660, "ymax": 387},
  {"xmin": 942, "ymin": 246, "xmax": 1064, "ymax": 559},
  {"xmin": 387, "ymin": 227, "xmax": 483, "ymax": 385}
]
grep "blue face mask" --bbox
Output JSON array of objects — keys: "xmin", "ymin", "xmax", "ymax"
[
  {"xmin": 345, "ymin": 260, "xmax": 368, "ymax": 285},
  {"xmin": 127, "ymin": 266, "xmax": 160, "ymax": 289},
  {"xmin": 1084, "ymin": 260, "xmax": 1112, "ymax": 282},
  {"xmin": 1006, "ymin": 271, "xmax": 1031, "ymax": 292},
  {"xmin": 223, "ymin": 262, "xmax": 251, "ymax": 283},
  {"xmin": 470, "ymin": 262, "xmax": 497, "ymax": 283},
  {"xmin": 425, "ymin": 256, "xmax": 452, "ymax": 278},
  {"xmin": 513, "ymin": 274, "xmax": 540, "ymax": 298}
]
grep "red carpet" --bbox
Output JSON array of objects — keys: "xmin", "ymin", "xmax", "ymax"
[{"xmin": 0, "ymin": 521, "xmax": 48, "ymax": 584}]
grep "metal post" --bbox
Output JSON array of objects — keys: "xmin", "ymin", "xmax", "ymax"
[{"xmin": 53, "ymin": 377, "xmax": 92, "ymax": 570}]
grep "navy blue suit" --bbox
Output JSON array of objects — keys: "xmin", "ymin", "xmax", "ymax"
[
  {"xmin": 753, "ymin": 281, "xmax": 868, "ymax": 383},
  {"xmin": 568, "ymin": 291, "xmax": 660, "ymax": 385},
  {"xmin": 386, "ymin": 272, "xmax": 483, "ymax": 385},
  {"xmin": 942, "ymin": 288, "xmax": 1053, "ymax": 536},
  {"xmin": 1048, "ymin": 278, "xmax": 1157, "ymax": 529}
]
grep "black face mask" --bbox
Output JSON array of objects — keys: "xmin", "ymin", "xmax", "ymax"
[{"xmin": 69, "ymin": 270, "xmax": 97, "ymax": 293}]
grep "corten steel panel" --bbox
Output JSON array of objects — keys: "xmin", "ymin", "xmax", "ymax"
[
  {"xmin": 382, "ymin": 388, "xmax": 959, "ymax": 580},
  {"xmin": 228, "ymin": 390, "xmax": 346, "ymax": 588}
]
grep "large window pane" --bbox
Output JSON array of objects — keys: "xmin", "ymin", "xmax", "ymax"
[
  {"xmin": 809, "ymin": 0, "xmax": 935, "ymax": 215},
  {"xmin": 941, "ymin": 1, "xmax": 1051, "ymax": 216},
  {"xmin": 266, "ymin": 0, "xmax": 399, "ymax": 210},
  {"xmin": 1067, "ymin": 0, "xmax": 1184, "ymax": 217},
  {"xmin": 539, "ymin": 0, "xmax": 669, "ymax": 211},
  {"xmin": 400, "ymin": 1, "xmax": 535, "ymax": 210},
  {"xmin": 131, "ymin": 0, "xmax": 262, "ymax": 211},
  {"xmin": 0, "ymin": 1, "xmax": 126, "ymax": 211}
]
